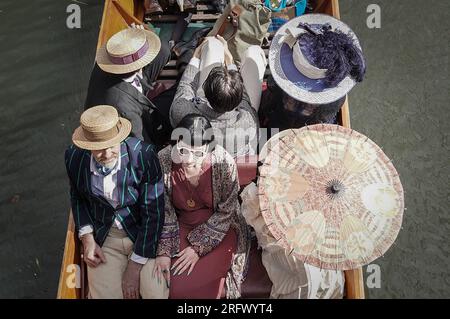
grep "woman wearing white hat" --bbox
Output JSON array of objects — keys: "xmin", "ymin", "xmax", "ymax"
[{"xmin": 262, "ymin": 14, "xmax": 366, "ymax": 131}]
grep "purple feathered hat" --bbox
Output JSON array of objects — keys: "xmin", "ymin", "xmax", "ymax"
[{"xmin": 269, "ymin": 14, "xmax": 366, "ymax": 104}]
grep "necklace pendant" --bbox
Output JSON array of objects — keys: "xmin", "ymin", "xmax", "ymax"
[{"xmin": 187, "ymin": 199, "xmax": 196, "ymax": 208}]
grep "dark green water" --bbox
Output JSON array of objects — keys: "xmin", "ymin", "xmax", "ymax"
[{"xmin": 0, "ymin": 0, "xmax": 448, "ymax": 298}]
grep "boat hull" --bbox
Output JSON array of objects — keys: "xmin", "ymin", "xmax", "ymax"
[{"xmin": 57, "ymin": 0, "xmax": 364, "ymax": 299}]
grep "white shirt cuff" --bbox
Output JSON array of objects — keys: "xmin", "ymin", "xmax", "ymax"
[
  {"xmin": 78, "ymin": 225, "xmax": 94, "ymax": 239},
  {"xmin": 227, "ymin": 64, "xmax": 238, "ymax": 71},
  {"xmin": 130, "ymin": 252, "xmax": 148, "ymax": 265},
  {"xmin": 189, "ymin": 57, "xmax": 201, "ymax": 68}
]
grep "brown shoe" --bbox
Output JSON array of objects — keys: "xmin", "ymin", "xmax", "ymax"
[{"xmin": 144, "ymin": 0, "xmax": 163, "ymax": 15}]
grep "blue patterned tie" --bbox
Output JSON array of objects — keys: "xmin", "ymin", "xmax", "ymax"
[{"xmin": 95, "ymin": 161, "xmax": 117, "ymax": 176}]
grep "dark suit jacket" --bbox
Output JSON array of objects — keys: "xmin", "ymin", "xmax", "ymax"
[
  {"xmin": 64, "ymin": 137, "xmax": 165, "ymax": 258},
  {"xmin": 84, "ymin": 64, "xmax": 166, "ymax": 145}
]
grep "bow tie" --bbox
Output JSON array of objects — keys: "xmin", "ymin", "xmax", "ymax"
[
  {"xmin": 132, "ymin": 76, "xmax": 142, "ymax": 88},
  {"xmin": 94, "ymin": 160, "xmax": 117, "ymax": 176}
]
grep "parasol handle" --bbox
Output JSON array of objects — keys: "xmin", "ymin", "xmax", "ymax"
[{"xmin": 331, "ymin": 184, "xmax": 341, "ymax": 193}]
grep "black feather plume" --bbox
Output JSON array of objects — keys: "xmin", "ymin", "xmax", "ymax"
[{"xmin": 297, "ymin": 24, "xmax": 366, "ymax": 87}]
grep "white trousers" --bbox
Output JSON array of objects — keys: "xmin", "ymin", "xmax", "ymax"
[
  {"xmin": 197, "ymin": 37, "xmax": 267, "ymax": 111},
  {"xmin": 87, "ymin": 228, "xmax": 169, "ymax": 299}
]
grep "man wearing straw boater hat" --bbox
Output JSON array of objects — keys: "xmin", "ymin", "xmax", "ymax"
[
  {"xmin": 64, "ymin": 105, "xmax": 168, "ymax": 299},
  {"xmin": 85, "ymin": 25, "xmax": 172, "ymax": 148}
]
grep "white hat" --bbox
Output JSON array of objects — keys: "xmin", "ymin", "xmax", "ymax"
[{"xmin": 269, "ymin": 14, "xmax": 365, "ymax": 104}]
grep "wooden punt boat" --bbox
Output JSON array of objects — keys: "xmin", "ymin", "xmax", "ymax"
[{"xmin": 57, "ymin": 0, "xmax": 364, "ymax": 299}]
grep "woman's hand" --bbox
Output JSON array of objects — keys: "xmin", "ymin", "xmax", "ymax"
[
  {"xmin": 223, "ymin": 47, "xmax": 234, "ymax": 66},
  {"xmin": 171, "ymin": 246, "xmax": 199, "ymax": 276},
  {"xmin": 215, "ymin": 35, "xmax": 233, "ymax": 66},
  {"xmin": 81, "ymin": 233, "xmax": 106, "ymax": 268},
  {"xmin": 122, "ymin": 260, "xmax": 143, "ymax": 299},
  {"xmin": 153, "ymin": 255, "xmax": 171, "ymax": 287},
  {"xmin": 129, "ymin": 22, "xmax": 145, "ymax": 30}
]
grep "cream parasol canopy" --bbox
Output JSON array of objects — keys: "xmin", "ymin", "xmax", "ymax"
[{"xmin": 258, "ymin": 124, "xmax": 404, "ymax": 270}]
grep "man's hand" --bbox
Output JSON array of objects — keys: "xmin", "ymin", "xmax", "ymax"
[
  {"xmin": 171, "ymin": 246, "xmax": 199, "ymax": 276},
  {"xmin": 122, "ymin": 260, "xmax": 143, "ymax": 299},
  {"xmin": 81, "ymin": 233, "xmax": 106, "ymax": 268},
  {"xmin": 153, "ymin": 255, "xmax": 171, "ymax": 288}
]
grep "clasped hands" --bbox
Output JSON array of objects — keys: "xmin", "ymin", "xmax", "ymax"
[{"xmin": 193, "ymin": 35, "xmax": 234, "ymax": 66}]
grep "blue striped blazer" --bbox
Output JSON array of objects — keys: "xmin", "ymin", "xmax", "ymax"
[{"xmin": 64, "ymin": 137, "xmax": 165, "ymax": 258}]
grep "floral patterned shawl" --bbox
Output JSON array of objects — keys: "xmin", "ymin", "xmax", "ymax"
[{"xmin": 156, "ymin": 144, "xmax": 251, "ymax": 298}]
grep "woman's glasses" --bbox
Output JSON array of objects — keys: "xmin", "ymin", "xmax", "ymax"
[{"xmin": 177, "ymin": 143, "xmax": 208, "ymax": 158}]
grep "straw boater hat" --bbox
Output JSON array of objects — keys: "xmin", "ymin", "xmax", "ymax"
[
  {"xmin": 72, "ymin": 105, "xmax": 132, "ymax": 150},
  {"xmin": 269, "ymin": 14, "xmax": 366, "ymax": 104},
  {"xmin": 96, "ymin": 28, "xmax": 161, "ymax": 74}
]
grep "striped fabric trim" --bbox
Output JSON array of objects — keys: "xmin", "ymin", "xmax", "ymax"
[
  {"xmin": 133, "ymin": 140, "xmax": 142, "ymax": 151},
  {"xmin": 76, "ymin": 199, "xmax": 81, "ymax": 230},
  {"xmin": 86, "ymin": 202, "xmax": 94, "ymax": 225},
  {"xmin": 152, "ymin": 158, "xmax": 160, "ymax": 176},
  {"xmin": 121, "ymin": 168, "xmax": 128, "ymax": 206},
  {"xmin": 117, "ymin": 214, "xmax": 136, "ymax": 241},
  {"xmin": 68, "ymin": 148, "xmax": 76, "ymax": 169},
  {"xmin": 153, "ymin": 182, "xmax": 160, "ymax": 256},
  {"xmin": 84, "ymin": 169, "xmax": 89, "ymax": 192},
  {"xmin": 126, "ymin": 206, "xmax": 137, "ymax": 223},
  {"xmin": 142, "ymin": 183, "xmax": 149, "ymax": 254},
  {"xmin": 128, "ymin": 188, "xmax": 137, "ymax": 202},
  {"xmin": 123, "ymin": 227, "xmax": 136, "ymax": 241},
  {"xmin": 76, "ymin": 151, "xmax": 85, "ymax": 187},
  {"xmin": 130, "ymin": 166, "xmax": 139, "ymax": 184},
  {"xmin": 96, "ymin": 207, "xmax": 106, "ymax": 235},
  {"xmin": 139, "ymin": 151, "xmax": 145, "ymax": 171}
]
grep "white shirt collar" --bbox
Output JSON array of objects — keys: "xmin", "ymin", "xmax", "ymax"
[{"xmin": 122, "ymin": 69, "xmax": 143, "ymax": 83}]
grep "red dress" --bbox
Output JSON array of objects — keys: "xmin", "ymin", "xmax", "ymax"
[{"xmin": 170, "ymin": 157, "xmax": 237, "ymax": 299}]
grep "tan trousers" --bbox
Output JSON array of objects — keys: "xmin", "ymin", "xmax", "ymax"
[{"xmin": 87, "ymin": 227, "xmax": 169, "ymax": 299}]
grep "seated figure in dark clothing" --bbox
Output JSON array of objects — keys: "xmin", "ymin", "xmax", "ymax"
[
  {"xmin": 259, "ymin": 75, "xmax": 346, "ymax": 133},
  {"xmin": 84, "ymin": 24, "xmax": 172, "ymax": 148}
]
